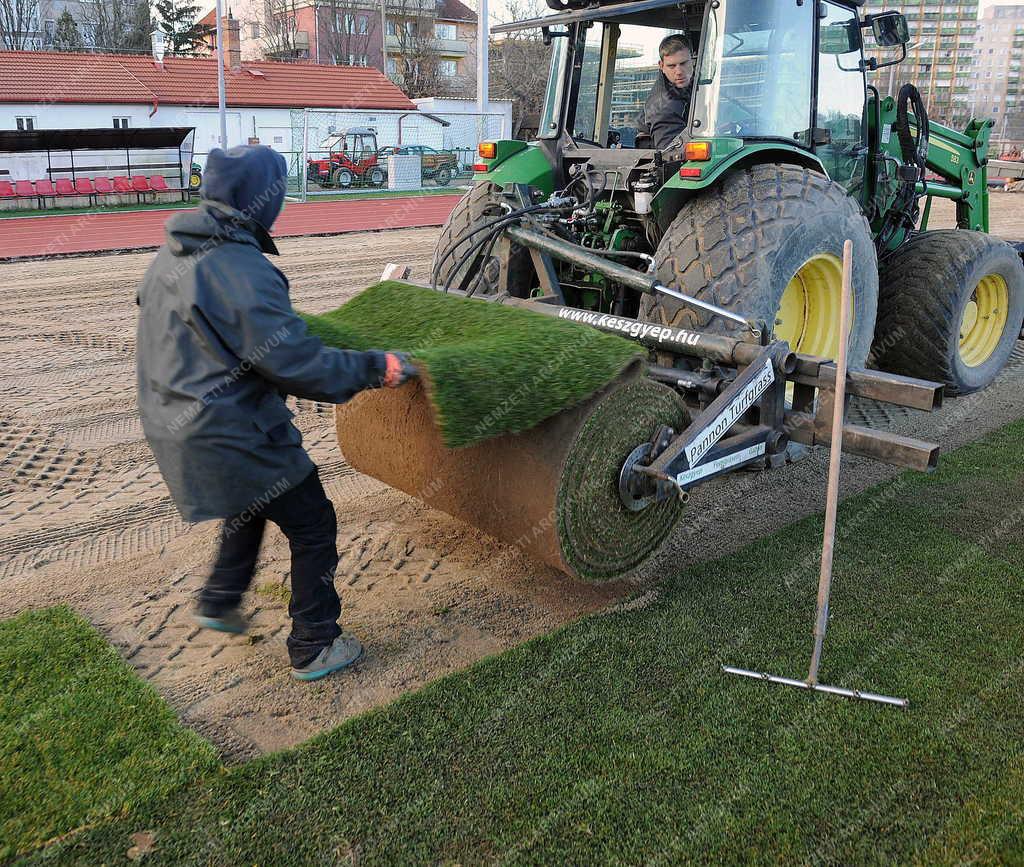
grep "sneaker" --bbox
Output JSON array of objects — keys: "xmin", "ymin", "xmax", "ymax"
[
  {"xmin": 291, "ymin": 635, "xmax": 364, "ymax": 682},
  {"xmin": 193, "ymin": 609, "xmax": 249, "ymax": 635}
]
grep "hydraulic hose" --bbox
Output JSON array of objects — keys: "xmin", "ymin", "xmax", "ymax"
[
  {"xmin": 431, "ymin": 195, "xmax": 577, "ymax": 294},
  {"xmin": 877, "ymin": 83, "xmax": 930, "ymax": 253}
]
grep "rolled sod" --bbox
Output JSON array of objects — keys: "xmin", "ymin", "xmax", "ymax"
[
  {"xmin": 301, "ymin": 281, "xmax": 644, "ymax": 449},
  {"xmin": 309, "ymin": 282, "xmax": 685, "ymax": 579},
  {"xmin": 336, "ymin": 373, "xmax": 689, "ymax": 581}
]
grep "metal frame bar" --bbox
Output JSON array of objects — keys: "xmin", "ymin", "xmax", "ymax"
[{"xmin": 644, "ymin": 342, "xmax": 791, "ymax": 479}]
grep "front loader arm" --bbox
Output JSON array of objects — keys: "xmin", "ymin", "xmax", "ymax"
[{"xmin": 876, "ymin": 94, "xmax": 993, "ymax": 233}]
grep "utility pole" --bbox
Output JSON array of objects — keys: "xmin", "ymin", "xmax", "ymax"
[{"xmin": 214, "ymin": 0, "xmax": 227, "ymax": 148}]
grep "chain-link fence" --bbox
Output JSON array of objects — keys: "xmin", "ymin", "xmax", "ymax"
[{"xmin": 289, "ymin": 108, "xmax": 506, "ymax": 199}]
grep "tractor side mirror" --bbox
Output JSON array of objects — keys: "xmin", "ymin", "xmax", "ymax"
[
  {"xmin": 820, "ymin": 20, "xmax": 861, "ymax": 55},
  {"xmin": 871, "ymin": 12, "xmax": 910, "ymax": 47}
]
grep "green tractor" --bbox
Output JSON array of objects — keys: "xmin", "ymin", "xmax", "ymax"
[{"xmin": 434, "ymin": 0, "xmax": 1024, "ymax": 395}]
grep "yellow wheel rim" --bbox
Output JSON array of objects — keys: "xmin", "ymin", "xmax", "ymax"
[
  {"xmin": 959, "ymin": 274, "xmax": 1009, "ymax": 367},
  {"xmin": 775, "ymin": 253, "xmax": 848, "ymax": 358}
]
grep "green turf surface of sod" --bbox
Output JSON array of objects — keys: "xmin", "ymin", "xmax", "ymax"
[
  {"xmin": 23, "ymin": 419, "xmax": 1024, "ymax": 864},
  {"xmin": 0, "ymin": 607, "xmax": 219, "ymax": 859},
  {"xmin": 302, "ymin": 281, "xmax": 644, "ymax": 447}
]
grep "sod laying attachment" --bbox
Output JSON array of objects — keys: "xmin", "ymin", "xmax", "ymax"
[{"xmin": 311, "ymin": 277, "xmax": 948, "ymax": 583}]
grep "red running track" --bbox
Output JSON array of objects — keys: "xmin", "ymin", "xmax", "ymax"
[{"xmin": 0, "ymin": 195, "xmax": 461, "ymax": 260}]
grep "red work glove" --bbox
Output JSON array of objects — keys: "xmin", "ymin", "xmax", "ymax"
[{"xmin": 383, "ymin": 352, "xmax": 418, "ymax": 388}]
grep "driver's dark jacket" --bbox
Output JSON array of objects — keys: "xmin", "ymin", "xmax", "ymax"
[{"xmin": 637, "ymin": 74, "xmax": 693, "ymax": 150}]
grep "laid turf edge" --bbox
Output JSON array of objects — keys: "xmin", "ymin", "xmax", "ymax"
[{"xmin": 0, "ymin": 606, "xmax": 220, "ymax": 860}]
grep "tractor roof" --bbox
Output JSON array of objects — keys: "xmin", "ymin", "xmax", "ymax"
[
  {"xmin": 493, "ymin": 0, "xmax": 864, "ymax": 34},
  {"xmin": 492, "ymin": 0, "xmax": 704, "ymax": 34}
]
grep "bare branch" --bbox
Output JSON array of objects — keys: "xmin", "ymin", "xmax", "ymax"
[{"xmin": 0, "ymin": 0, "xmax": 39, "ymax": 50}]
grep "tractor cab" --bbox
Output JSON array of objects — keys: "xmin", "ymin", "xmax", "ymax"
[
  {"xmin": 307, "ymin": 127, "xmax": 386, "ymax": 189},
  {"xmin": 442, "ymin": 0, "xmax": 1018, "ymax": 403},
  {"xmin": 486, "ymin": 0, "xmax": 911, "ymax": 214}
]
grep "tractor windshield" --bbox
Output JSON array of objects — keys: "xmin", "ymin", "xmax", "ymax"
[{"xmin": 692, "ymin": 0, "xmax": 815, "ymax": 145}]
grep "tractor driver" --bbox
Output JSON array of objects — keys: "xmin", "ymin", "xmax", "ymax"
[{"xmin": 636, "ymin": 34, "xmax": 695, "ymax": 151}]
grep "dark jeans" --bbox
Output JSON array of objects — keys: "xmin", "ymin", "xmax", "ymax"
[{"xmin": 198, "ymin": 468, "xmax": 341, "ymax": 667}]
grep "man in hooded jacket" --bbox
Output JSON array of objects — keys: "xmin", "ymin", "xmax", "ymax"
[{"xmin": 136, "ymin": 145, "xmax": 416, "ymax": 681}]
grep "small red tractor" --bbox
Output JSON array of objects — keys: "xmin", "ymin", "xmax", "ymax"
[{"xmin": 306, "ymin": 127, "xmax": 386, "ymax": 188}]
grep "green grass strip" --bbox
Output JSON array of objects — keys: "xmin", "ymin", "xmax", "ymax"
[
  {"xmin": 0, "ymin": 607, "xmax": 219, "ymax": 859},
  {"xmin": 27, "ymin": 418, "xmax": 1024, "ymax": 865},
  {"xmin": 302, "ymin": 281, "xmax": 643, "ymax": 447}
]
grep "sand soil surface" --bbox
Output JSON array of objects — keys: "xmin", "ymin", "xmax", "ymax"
[{"xmin": 2, "ymin": 202, "xmax": 1023, "ymax": 761}]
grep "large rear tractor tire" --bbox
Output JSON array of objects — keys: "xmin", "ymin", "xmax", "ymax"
[
  {"xmin": 431, "ymin": 181, "xmax": 532, "ymax": 296},
  {"xmin": 872, "ymin": 230, "xmax": 1024, "ymax": 395},
  {"xmin": 641, "ymin": 164, "xmax": 879, "ymax": 368}
]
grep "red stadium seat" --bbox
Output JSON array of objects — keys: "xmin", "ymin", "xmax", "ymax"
[
  {"xmin": 34, "ymin": 179, "xmax": 55, "ymax": 196},
  {"xmin": 55, "ymin": 178, "xmax": 75, "ymax": 196},
  {"xmin": 131, "ymin": 175, "xmax": 152, "ymax": 192},
  {"xmin": 14, "ymin": 180, "xmax": 35, "ymax": 198},
  {"xmin": 149, "ymin": 175, "xmax": 170, "ymax": 192},
  {"xmin": 0, "ymin": 180, "xmax": 16, "ymax": 198},
  {"xmin": 112, "ymin": 176, "xmax": 133, "ymax": 193},
  {"xmin": 93, "ymin": 177, "xmax": 114, "ymax": 195},
  {"xmin": 74, "ymin": 178, "xmax": 95, "ymax": 197}
]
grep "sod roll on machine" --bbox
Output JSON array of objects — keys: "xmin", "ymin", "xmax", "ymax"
[{"xmin": 315, "ymin": 0, "xmax": 1024, "ymax": 583}]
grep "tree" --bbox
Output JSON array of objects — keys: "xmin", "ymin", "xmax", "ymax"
[
  {"xmin": 52, "ymin": 9, "xmax": 83, "ymax": 51},
  {"xmin": 0, "ymin": 0, "xmax": 39, "ymax": 50},
  {"xmin": 261, "ymin": 0, "xmax": 302, "ymax": 60},
  {"xmin": 154, "ymin": 0, "xmax": 214, "ymax": 56},
  {"xmin": 386, "ymin": 0, "xmax": 445, "ymax": 99},
  {"xmin": 318, "ymin": 0, "xmax": 380, "ymax": 69},
  {"xmin": 78, "ymin": 0, "xmax": 151, "ymax": 53},
  {"xmin": 489, "ymin": 0, "xmax": 551, "ymax": 137}
]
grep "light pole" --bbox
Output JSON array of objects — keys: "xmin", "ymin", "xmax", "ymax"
[
  {"xmin": 476, "ymin": 0, "xmax": 489, "ymax": 139},
  {"xmin": 380, "ymin": 0, "xmax": 388, "ymax": 75},
  {"xmin": 214, "ymin": 0, "xmax": 227, "ymax": 148}
]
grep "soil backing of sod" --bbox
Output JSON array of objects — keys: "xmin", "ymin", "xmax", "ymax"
[
  {"xmin": 21, "ymin": 418, "xmax": 1024, "ymax": 864},
  {"xmin": 0, "ymin": 607, "xmax": 218, "ymax": 859}
]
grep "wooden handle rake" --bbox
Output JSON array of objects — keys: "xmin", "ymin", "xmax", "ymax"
[{"xmin": 723, "ymin": 240, "xmax": 909, "ymax": 710}]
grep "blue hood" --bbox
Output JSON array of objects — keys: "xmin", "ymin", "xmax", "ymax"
[{"xmin": 200, "ymin": 145, "xmax": 288, "ymax": 232}]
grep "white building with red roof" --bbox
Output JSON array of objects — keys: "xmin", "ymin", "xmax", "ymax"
[{"xmin": 0, "ymin": 48, "xmax": 453, "ymax": 157}]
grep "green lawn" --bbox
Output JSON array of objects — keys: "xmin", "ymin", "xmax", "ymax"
[
  {"xmin": 0, "ymin": 607, "xmax": 218, "ymax": 860},
  {"xmin": 303, "ymin": 185, "xmax": 468, "ymax": 202},
  {"xmin": 14, "ymin": 419, "xmax": 1024, "ymax": 864}
]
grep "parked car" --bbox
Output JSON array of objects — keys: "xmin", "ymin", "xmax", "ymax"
[{"xmin": 377, "ymin": 145, "xmax": 461, "ymax": 186}]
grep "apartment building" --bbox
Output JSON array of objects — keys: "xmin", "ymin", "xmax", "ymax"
[
  {"xmin": 971, "ymin": 4, "xmax": 1024, "ymax": 144},
  {"xmin": 199, "ymin": 0, "xmax": 476, "ymax": 97},
  {"xmin": 864, "ymin": 0, "xmax": 978, "ymax": 128}
]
